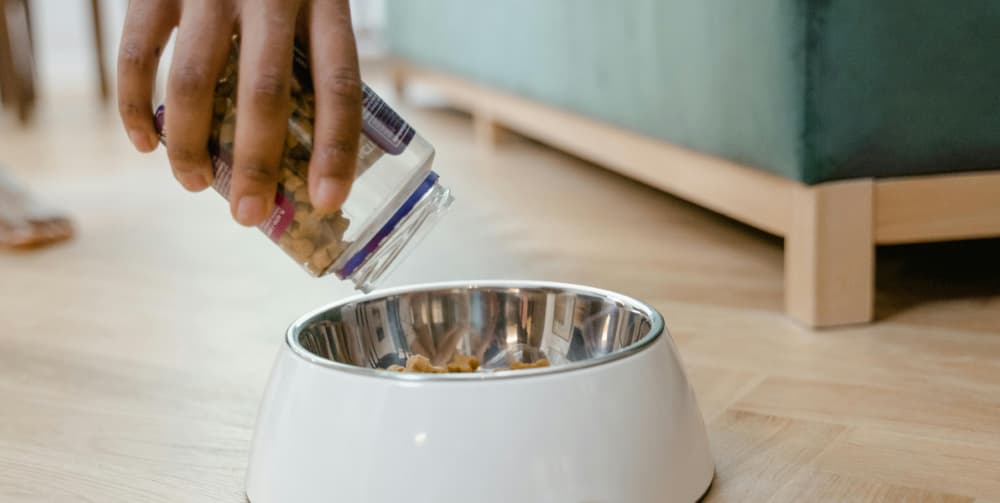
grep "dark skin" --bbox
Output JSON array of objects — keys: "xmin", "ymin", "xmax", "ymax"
[{"xmin": 117, "ymin": 0, "xmax": 362, "ymax": 226}]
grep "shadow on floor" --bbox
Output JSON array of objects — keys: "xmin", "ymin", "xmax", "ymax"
[{"xmin": 876, "ymin": 238, "xmax": 1000, "ymax": 323}]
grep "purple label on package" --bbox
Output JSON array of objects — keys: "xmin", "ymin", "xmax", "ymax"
[
  {"xmin": 361, "ymin": 84, "xmax": 415, "ymax": 155},
  {"xmin": 261, "ymin": 189, "xmax": 295, "ymax": 241},
  {"xmin": 154, "ymin": 105, "xmax": 166, "ymax": 139},
  {"xmin": 155, "ymin": 104, "xmax": 295, "ymax": 242},
  {"xmin": 210, "ymin": 145, "xmax": 294, "ymax": 242}
]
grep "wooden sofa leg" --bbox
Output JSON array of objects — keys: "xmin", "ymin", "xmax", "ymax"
[{"xmin": 785, "ymin": 179, "xmax": 875, "ymax": 327}]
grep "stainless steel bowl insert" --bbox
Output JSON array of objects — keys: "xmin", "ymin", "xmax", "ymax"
[{"xmin": 287, "ymin": 281, "xmax": 664, "ymax": 380}]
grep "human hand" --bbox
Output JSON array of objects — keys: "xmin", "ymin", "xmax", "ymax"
[{"xmin": 117, "ymin": 0, "xmax": 362, "ymax": 225}]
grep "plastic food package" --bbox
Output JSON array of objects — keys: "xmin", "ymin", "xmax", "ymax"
[{"xmin": 155, "ymin": 36, "xmax": 452, "ymax": 291}]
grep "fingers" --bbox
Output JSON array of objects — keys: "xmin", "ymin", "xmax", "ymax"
[
  {"xmin": 117, "ymin": 0, "xmax": 178, "ymax": 153},
  {"xmin": 231, "ymin": 0, "xmax": 301, "ymax": 226},
  {"xmin": 165, "ymin": 2, "xmax": 236, "ymax": 192},
  {"xmin": 307, "ymin": 0, "xmax": 362, "ymax": 212}
]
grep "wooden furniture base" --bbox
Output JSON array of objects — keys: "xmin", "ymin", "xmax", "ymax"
[{"xmin": 391, "ymin": 62, "xmax": 1000, "ymax": 327}]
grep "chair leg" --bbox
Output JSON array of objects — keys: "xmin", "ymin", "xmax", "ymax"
[
  {"xmin": 0, "ymin": 0, "xmax": 35, "ymax": 123},
  {"xmin": 11, "ymin": 0, "xmax": 33, "ymax": 122},
  {"xmin": 0, "ymin": 0, "xmax": 15, "ymax": 109},
  {"xmin": 785, "ymin": 179, "xmax": 875, "ymax": 327},
  {"xmin": 90, "ymin": 0, "xmax": 109, "ymax": 102}
]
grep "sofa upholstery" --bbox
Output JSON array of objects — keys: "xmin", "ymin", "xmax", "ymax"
[{"xmin": 386, "ymin": 0, "xmax": 1000, "ymax": 184}]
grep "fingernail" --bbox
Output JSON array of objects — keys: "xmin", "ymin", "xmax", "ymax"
[
  {"xmin": 314, "ymin": 177, "xmax": 346, "ymax": 211},
  {"xmin": 129, "ymin": 130, "xmax": 153, "ymax": 152},
  {"xmin": 179, "ymin": 172, "xmax": 210, "ymax": 192},
  {"xmin": 235, "ymin": 195, "xmax": 267, "ymax": 226}
]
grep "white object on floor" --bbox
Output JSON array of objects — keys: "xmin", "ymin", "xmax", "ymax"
[{"xmin": 245, "ymin": 281, "xmax": 715, "ymax": 503}]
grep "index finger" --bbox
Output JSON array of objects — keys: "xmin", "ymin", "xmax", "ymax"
[{"xmin": 117, "ymin": 0, "xmax": 178, "ymax": 152}]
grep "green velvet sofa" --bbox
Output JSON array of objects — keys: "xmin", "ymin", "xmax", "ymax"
[{"xmin": 384, "ymin": 0, "xmax": 1000, "ymax": 327}]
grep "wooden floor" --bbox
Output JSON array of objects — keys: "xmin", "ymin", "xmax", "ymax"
[{"xmin": 1, "ymin": 78, "xmax": 999, "ymax": 502}]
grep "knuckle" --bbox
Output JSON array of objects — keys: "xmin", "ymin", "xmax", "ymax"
[
  {"xmin": 249, "ymin": 72, "xmax": 289, "ymax": 109},
  {"xmin": 171, "ymin": 64, "xmax": 213, "ymax": 99},
  {"xmin": 318, "ymin": 68, "xmax": 362, "ymax": 103},
  {"xmin": 315, "ymin": 138, "xmax": 357, "ymax": 170},
  {"xmin": 118, "ymin": 101, "xmax": 145, "ymax": 120},
  {"xmin": 238, "ymin": 162, "xmax": 278, "ymax": 185},
  {"xmin": 167, "ymin": 145, "xmax": 207, "ymax": 167},
  {"xmin": 118, "ymin": 41, "xmax": 150, "ymax": 72}
]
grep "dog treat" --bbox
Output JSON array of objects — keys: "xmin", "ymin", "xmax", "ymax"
[
  {"xmin": 446, "ymin": 353, "xmax": 480, "ymax": 373},
  {"xmin": 510, "ymin": 359, "xmax": 550, "ymax": 370},
  {"xmin": 386, "ymin": 353, "xmax": 545, "ymax": 373},
  {"xmin": 404, "ymin": 354, "xmax": 447, "ymax": 373}
]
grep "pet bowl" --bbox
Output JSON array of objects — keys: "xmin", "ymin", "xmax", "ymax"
[{"xmin": 245, "ymin": 281, "xmax": 714, "ymax": 503}]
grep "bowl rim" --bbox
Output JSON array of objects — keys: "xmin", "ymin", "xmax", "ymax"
[{"xmin": 285, "ymin": 280, "xmax": 666, "ymax": 381}]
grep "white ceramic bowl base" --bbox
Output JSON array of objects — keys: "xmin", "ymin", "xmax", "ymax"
[{"xmin": 245, "ymin": 282, "xmax": 714, "ymax": 503}]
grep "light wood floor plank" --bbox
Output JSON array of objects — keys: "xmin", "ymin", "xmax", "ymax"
[
  {"xmin": 684, "ymin": 364, "xmax": 765, "ymax": 422},
  {"xmin": 733, "ymin": 376, "xmax": 1000, "ymax": 442},
  {"xmin": 0, "ymin": 74, "xmax": 998, "ymax": 501},
  {"xmin": 771, "ymin": 471, "xmax": 973, "ymax": 503},
  {"xmin": 818, "ymin": 428, "xmax": 1000, "ymax": 501},
  {"xmin": 702, "ymin": 410, "xmax": 847, "ymax": 501}
]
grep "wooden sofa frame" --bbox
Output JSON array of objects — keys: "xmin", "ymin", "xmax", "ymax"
[{"xmin": 392, "ymin": 62, "xmax": 1000, "ymax": 327}]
